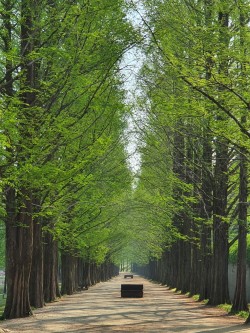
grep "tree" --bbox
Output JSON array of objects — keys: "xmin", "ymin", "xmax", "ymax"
[
  {"xmin": 231, "ymin": 0, "xmax": 249, "ymax": 314},
  {"xmin": 136, "ymin": 0, "xmax": 250, "ymax": 310},
  {"xmin": 1, "ymin": 0, "xmax": 137, "ymax": 319}
]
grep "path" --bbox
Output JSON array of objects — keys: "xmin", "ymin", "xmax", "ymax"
[{"xmin": 0, "ymin": 274, "xmax": 248, "ymax": 333}]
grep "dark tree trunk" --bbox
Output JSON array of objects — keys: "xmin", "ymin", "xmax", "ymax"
[
  {"xmin": 189, "ymin": 239, "xmax": 200, "ymax": 296},
  {"xmin": 208, "ymin": 137, "xmax": 230, "ymax": 305},
  {"xmin": 172, "ymin": 122, "xmax": 191, "ymax": 293},
  {"xmin": 231, "ymin": 148, "xmax": 248, "ymax": 312},
  {"xmin": 43, "ymin": 232, "xmax": 60, "ymax": 302},
  {"xmin": 61, "ymin": 253, "xmax": 77, "ymax": 295},
  {"xmin": 3, "ymin": 193, "xmax": 33, "ymax": 319},
  {"xmin": 29, "ymin": 219, "xmax": 44, "ymax": 308},
  {"xmin": 77, "ymin": 258, "xmax": 84, "ymax": 286},
  {"xmin": 100, "ymin": 263, "xmax": 106, "ymax": 281},
  {"xmin": 167, "ymin": 244, "xmax": 179, "ymax": 289},
  {"xmin": 176, "ymin": 237, "xmax": 191, "ymax": 293},
  {"xmin": 198, "ymin": 0, "xmax": 213, "ymax": 302},
  {"xmin": 232, "ymin": 5, "xmax": 249, "ymax": 315},
  {"xmin": 199, "ymin": 130, "xmax": 212, "ymax": 301},
  {"xmin": 3, "ymin": 0, "xmax": 38, "ymax": 318},
  {"xmin": 90, "ymin": 263, "xmax": 98, "ymax": 286},
  {"xmin": 82, "ymin": 261, "xmax": 91, "ymax": 288},
  {"xmin": 208, "ymin": 9, "xmax": 231, "ymax": 306}
]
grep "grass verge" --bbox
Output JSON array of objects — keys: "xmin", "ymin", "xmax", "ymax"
[
  {"xmin": 218, "ymin": 304, "xmax": 249, "ymax": 319},
  {"xmin": 0, "ymin": 296, "xmax": 5, "ymax": 318}
]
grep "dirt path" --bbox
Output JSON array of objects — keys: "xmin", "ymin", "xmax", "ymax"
[{"xmin": 0, "ymin": 274, "xmax": 248, "ymax": 333}]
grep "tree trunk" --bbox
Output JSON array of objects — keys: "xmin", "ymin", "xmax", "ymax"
[
  {"xmin": 82, "ymin": 261, "xmax": 91, "ymax": 288},
  {"xmin": 61, "ymin": 253, "xmax": 77, "ymax": 295},
  {"xmin": 29, "ymin": 218, "xmax": 44, "ymax": 308},
  {"xmin": 3, "ymin": 0, "xmax": 38, "ymax": 317},
  {"xmin": 172, "ymin": 122, "xmax": 191, "ymax": 293},
  {"xmin": 208, "ymin": 7, "xmax": 231, "ymax": 306},
  {"xmin": 3, "ymin": 193, "xmax": 33, "ymax": 319},
  {"xmin": 232, "ymin": 3, "xmax": 249, "ymax": 315},
  {"xmin": 199, "ymin": 129, "xmax": 212, "ymax": 301},
  {"xmin": 208, "ymin": 137, "xmax": 230, "ymax": 305},
  {"xmin": 43, "ymin": 232, "xmax": 60, "ymax": 302},
  {"xmin": 231, "ymin": 148, "xmax": 248, "ymax": 312},
  {"xmin": 198, "ymin": 0, "xmax": 214, "ymax": 302}
]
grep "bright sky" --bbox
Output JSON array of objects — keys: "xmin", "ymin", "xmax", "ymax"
[{"xmin": 121, "ymin": 1, "xmax": 146, "ymax": 177}]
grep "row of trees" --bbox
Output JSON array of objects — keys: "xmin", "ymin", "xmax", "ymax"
[
  {"xmin": 1, "ymin": 0, "xmax": 250, "ymax": 324},
  {"xmin": 0, "ymin": 0, "xmax": 140, "ymax": 319},
  {"xmin": 130, "ymin": 0, "xmax": 250, "ymax": 324}
]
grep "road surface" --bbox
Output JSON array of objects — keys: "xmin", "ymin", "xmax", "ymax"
[{"xmin": 0, "ymin": 273, "xmax": 248, "ymax": 332}]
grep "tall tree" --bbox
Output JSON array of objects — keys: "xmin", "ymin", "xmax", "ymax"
[
  {"xmin": 1, "ymin": 0, "xmax": 136, "ymax": 319},
  {"xmin": 232, "ymin": 0, "xmax": 249, "ymax": 314},
  {"xmin": 3, "ymin": 0, "xmax": 38, "ymax": 318},
  {"xmin": 139, "ymin": 0, "xmax": 250, "ymax": 309}
]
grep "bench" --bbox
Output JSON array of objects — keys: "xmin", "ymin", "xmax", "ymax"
[
  {"xmin": 124, "ymin": 274, "xmax": 133, "ymax": 279},
  {"xmin": 121, "ymin": 284, "xmax": 143, "ymax": 298}
]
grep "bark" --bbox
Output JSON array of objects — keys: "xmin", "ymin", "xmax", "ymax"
[
  {"xmin": 231, "ymin": 148, "xmax": 248, "ymax": 312},
  {"xmin": 172, "ymin": 123, "xmax": 191, "ymax": 293},
  {"xmin": 208, "ymin": 137, "xmax": 230, "ymax": 305},
  {"xmin": 177, "ymin": 237, "xmax": 191, "ymax": 293},
  {"xmin": 197, "ymin": 0, "xmax": 213, "ymax": 302},
  {"xmin": 232, "ymin": 3, "xmax": 249, "ymax": 315},
  {"xmin": 187, "ymin": 135, "xmax": 199, "ymax": 297},
  {"xmin": 208, "ymin": 7, "xmax": 231, "ymax": 306},
  {"xmin": 82, "ymin": 261, "xmax": 91, "ymax": 288},
  {"xmin": 77, "ymin": 258, "xmax": 84, "ymax": 286},
  {"xmin": 189, "ymin": 239, "xmax": 200, "ymax": 297},
  {"xmin": 29, "ymin": 218, "xmax": 44, "ymax": 308},
  {"xmin": 3, "ymin": 193, "xmax": 33, "ymax": 319},
  {"xmin": 3, "ymin": 0, "xmax": 37, "ymax": 319},
  {"xmin": 43, "ymin": 232, "xmax": 60, "ymax": 303},
  {"xmin": 167, "ymin": 244, "xmax": 179, "ymax": 289},
  {"xmin": 61, "ymin": 253, "xmax": 77, "ymax": 295},
  {"xmin": 199, "ymin": 131, "xmax": 213, "ymax": 301}
]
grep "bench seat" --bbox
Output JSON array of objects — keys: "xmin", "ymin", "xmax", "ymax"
[{"xmin": 121, "ymin": 284, "xmax": 143, "ymax": 298}]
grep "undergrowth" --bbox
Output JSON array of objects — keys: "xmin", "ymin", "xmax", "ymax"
[{"xmin": 217, "ymin": 304, "xmax": 249, "ymax": 319}]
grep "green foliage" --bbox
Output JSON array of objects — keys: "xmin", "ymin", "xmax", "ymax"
[
  {"xmin": 0, "ymin": 0, "xmax": 139, "ymax": 271},
  {"xmin": 218, "ymin": 304, "xmax": 249, "ymax": 319},
  {"xmin": 142, "ymin": 0, "xmax": 250, "ymax": 149}
]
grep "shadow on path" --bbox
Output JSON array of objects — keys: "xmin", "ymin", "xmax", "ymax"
[{"xmin": 0, "ymin": 274, "xmax": 247, "ymax": 333}]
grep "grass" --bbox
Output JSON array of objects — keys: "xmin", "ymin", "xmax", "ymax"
[
  {"xmin": 0, "ymin": 280, "xmax": 6, "ymax": 317},
  {"xmin": 0, "ymin": 296, "xmax": 6, "ymax": 318},
  {"xmin": 188, "ymin": 293, "xmax": 248, "ymax": 318},
  {"xmin": 191, "ymin": 294, "xmax": 199, "ymax": 301},
  {"xmin": 217, "ymin": 304, "xmax": 249, "ymax": 319}
]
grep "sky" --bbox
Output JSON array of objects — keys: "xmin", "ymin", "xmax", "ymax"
[{"xmin": 121, "ymin": 1, "xmax": 146, "ymax": 176}]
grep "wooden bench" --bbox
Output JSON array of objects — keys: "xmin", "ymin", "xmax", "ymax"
[
  {"xmin": 124, "ymin": 274, "xmax": 133, "ymax": 278},
  {"xmin": 121, "ymin": 284, "xmax": 143, "ymax": 298}
]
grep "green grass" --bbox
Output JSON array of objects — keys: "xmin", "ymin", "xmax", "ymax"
[
  {"xmin": 192, "ymin": 294, "xmax": 199, "ymax": 301},
  {"xmin": 218, "ymin": 304, "xmax": 249, "ymax": 319},
  {"xmin": 0, "ymin": 296, "xmax": 6, "ymax": 317},
  {"xmin": 0, "ymin": 277, "xmax": 6, "ymax": 317}
]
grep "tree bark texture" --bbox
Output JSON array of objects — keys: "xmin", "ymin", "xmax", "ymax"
[
  {"xmin": 199, "ymin": 131, "xmax": 212, "ymax": 301},
  {"xmin": 29, "ymin": 219, "xmax": 44, "ymax": 308},
  {"xmin": 3, "ymin": 193, "xmax": 33, "ymax": 319},
  {"xmin": 232, "ymin": 148, "xmax": 248, "ymax": 312},
  {"xmin": 43, "ymin": 232, "xmax": 60, "ymax": 303},
  {"xmin": 209, "ymin": 138, "xmax": 230, "ymax": 305},
  {"xmin": 61, "ymin": 253, "xmax": 77, "ymax": 295},
  {"xmin": 3, "ymin": 0, "xmax": 39, "ymax": 318}
]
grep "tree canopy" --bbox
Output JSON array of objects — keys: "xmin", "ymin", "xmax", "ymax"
[{"xmin": 1, "ymin": 0, "xmax": 250, "ymax": 322}]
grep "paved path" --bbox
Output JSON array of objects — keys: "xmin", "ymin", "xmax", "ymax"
[{"xmin": 0, "ymin": 274, "xmax": 248, "ymax": 332}]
